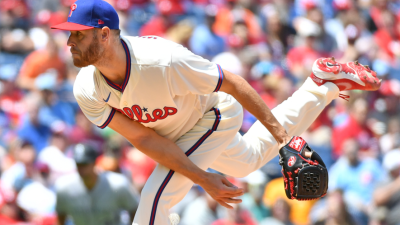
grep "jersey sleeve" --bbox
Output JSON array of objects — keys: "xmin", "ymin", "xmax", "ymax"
[
  {"xmin": 73, "ymin": 68, "xmax": 116, "ymax": 129},
  {"xmin": 169, "ymin": 45, "xmax": 224, "ymax": 96}
]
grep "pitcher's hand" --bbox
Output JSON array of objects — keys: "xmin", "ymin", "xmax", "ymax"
[{"xmin": 197, "ymin": 172, "xmax": 244, "ymax": 209}]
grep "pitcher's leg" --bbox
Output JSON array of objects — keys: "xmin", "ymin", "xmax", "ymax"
[
  {"xmin": 134, "ymin": 129, "xmax": 239, "ymax": 224},
  {"xmin": 134, "ymin": 97, "xmax": 243, "ymax": 225},
  {"xmin": 211, "ymin": 78, "xmax": 339, "ymax": 177}
]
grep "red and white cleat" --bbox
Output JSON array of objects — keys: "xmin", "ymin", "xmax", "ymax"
[{"xmin": 310, "ymin": 57, "xmax": 381, "ymax": 91}]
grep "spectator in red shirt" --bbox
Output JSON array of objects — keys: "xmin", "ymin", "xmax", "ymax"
[
  {"xmin": 287, "ymin": 17, "xmax": 325, "ymax": 79},
  {"xmin": 16, "ymin": 38, "xmax": 65, "ymax": 91},
  {"xmin": 373, "ymin": 11, "xmax": 400, "ymax": 60},
  {"xmin": 332, "ymin": 98, "xmax": 375, "ymax": 158},
  {"xmin": 123, "ymin": 147, "xmax": 156, "ymax": 192},
  {"xmin": 139, "ymin": 0, "xmax": 184, "ymax": 37}
]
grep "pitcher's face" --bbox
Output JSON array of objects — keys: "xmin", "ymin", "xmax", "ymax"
[{"xmin": 67, "ymin": 29, "xmax": 104, "ymax": 67}]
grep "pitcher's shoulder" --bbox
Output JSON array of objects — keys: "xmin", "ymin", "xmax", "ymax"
[
  {"xmin": 73, "ymin": 66, "xmax": 100, "ymax": 97},
  {"xmin": 122, "ymin": 36, "xmax": 179, "ymax": 66},
  {"xmin": 75, "ymin": 66, "xmax": 96, "ymax": 84}
]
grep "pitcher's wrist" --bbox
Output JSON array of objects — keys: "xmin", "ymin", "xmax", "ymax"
[{"xmin": 186, "ymin": 168, "xmax": 208, "ymax": 185}]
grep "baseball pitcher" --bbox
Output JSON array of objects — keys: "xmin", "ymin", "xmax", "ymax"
[{"xmin": 51, "ymin": 0, "xmax": 381, "ymax": 224}]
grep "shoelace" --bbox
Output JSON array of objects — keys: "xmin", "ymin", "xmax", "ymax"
[{"xmin": 339, "ymin": 93, "xmax": 350, "ymax": 101}]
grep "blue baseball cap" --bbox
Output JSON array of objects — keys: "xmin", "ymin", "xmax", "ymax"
[{"xmin": 51, "ymin": 0, "xmax": 119, "ymax": 31}]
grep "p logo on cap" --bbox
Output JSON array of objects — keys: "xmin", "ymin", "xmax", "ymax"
[{"xmin": 69, "ymin": 3, "xmax": 77, "ymax": 17}]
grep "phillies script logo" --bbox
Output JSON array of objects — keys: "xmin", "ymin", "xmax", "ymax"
[
  {"xmin": 288, "ymin": 156, "xmax": 296, "ymax": 167},
  {"xmin": 122, "ymin": 105, "xmax": 177, "ymax": 123},
  {"xmin": 289, "ymin": 137, "xmax": 305, "ymax": 152}
]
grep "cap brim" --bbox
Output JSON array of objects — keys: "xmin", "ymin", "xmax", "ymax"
[{"xmin": 51, "ymin": 22, "xmax": 94, "ymax": 31}]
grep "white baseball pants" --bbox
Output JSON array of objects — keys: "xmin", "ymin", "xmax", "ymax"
[{"xmin": 133, "ymin": 78, "xmax": 339, "ymax": 225}]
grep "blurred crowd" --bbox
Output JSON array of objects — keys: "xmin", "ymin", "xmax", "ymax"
[{"xmin": 1, "ymin": 0, "xmax": 400, "ymax": 224}]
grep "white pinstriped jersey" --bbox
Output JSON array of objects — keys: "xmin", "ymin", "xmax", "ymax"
[{"xmin": 73, "ymin": 36, "xmax": 224, "ymax": 141}]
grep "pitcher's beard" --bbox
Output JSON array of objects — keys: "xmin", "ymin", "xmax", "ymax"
[{"xmin": 72, "ymin": 38, "xmax": 105, "ymax": 68}]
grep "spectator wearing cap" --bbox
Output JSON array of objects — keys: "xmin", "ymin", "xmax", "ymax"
[
  {"xmin": 96, "ymin": 140, "xmax": 133, "ymax": 184},
  {"xmin": 55, "ymin": 143, "xmax": 139, "ymax": 225},
  {"xmin": 373, "ymin": 149, "xmax": 400, "ymax": 225},
  {"xmin": 189, "ymin": 4, "xmax": 226, "ymax": 60}
]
